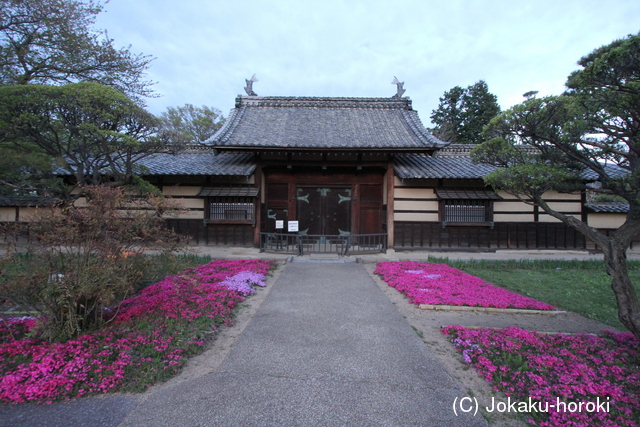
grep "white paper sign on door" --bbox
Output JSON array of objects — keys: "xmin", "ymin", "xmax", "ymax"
[
  {"xmin": 275, "ymin": 220, "xmax": 284, "ymax": 229},
  {"xmin": 288, "ymin": 221, "xmax": 299, "ymax": 232}
]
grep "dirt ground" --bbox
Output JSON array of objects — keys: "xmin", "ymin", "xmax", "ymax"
[
  {"xmin": 158, "ymin": 260, "xmax": 620, "ymax": 426},
  {"xmin": 361, "ymin": 262, "xmax": 621, "ymax": 426},
  {"xmin": 152, "ymin": 262, "xmax": 287, "ymax": 389}
]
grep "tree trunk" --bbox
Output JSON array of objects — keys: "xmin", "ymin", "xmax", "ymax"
[
  {"xmin": 535, "ymin": 197, "xmax": 640, "ymax": 346},
  {"xmin": 602, "ymin": 240, "xmax": 640, "ymax": 343}
]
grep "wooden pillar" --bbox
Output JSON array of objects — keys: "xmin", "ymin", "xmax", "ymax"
[
  {"xmin": 352, "ymin": 183, "xmax": 360, "ymax": 234},
  {"xmin": 386, "ymin": 161, "xmax": 395, "ymax": 248},
  {"xmin": 253, "ymin": 166, "xmax": 263, "ymax": 247}
]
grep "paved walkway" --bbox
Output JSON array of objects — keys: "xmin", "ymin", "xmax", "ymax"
[
  {"xmin": 120, "ymin": 262, "xmax": 484, "ymax": 426},
  {"xmin": 0, "ymin": 262, "xmax": 486, "ymax": 426}
]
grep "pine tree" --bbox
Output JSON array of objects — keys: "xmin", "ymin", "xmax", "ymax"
[{"xmin": 430, "ymin": 80, "xmax": 500, "ymax": 144}]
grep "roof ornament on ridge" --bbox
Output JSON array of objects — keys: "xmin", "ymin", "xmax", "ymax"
[
  {"xmin": 244, "ymin": 74, "xmax": 258, "ymax": 96},
  {"xmin": 391, "ymin": 76, "xmax": 405, "ymax": 98}
]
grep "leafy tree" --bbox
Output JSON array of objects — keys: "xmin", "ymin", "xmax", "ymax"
[
  {"xmin": 0, "ymin": 0, "xmax": 154, "ymax": 102},
  {"xmin": 0, "ymin": 82, "xmax": 184, "ymax": 193},
  {"xmin": 472, "ymin": 33, "xmax": 640, "ymax": 344},
  {"xmin": 430, "ymin": 80, "xmax": 500, "ymax": 144},
  {"xmin": 159, "ymin": 104, "xmax": 225, "ymax": 144},
  {"xmin": 459, "ymin": 81, "xmax": 502, "ymax": 143},
  {"xmin": 430, "ymin": 85, "xmax": 465, "ymax": 143},
  {"xmin": 0, "ymin": 146, "xmax": 64, "ymax": 195},
  {"xmin": 0, "ymin": 0, "xmax": 160, "ymax": 195}
]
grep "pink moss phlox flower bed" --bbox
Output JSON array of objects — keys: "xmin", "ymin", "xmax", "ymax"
[
  {"xmin": 375, "ymin": 261, "xmax": 554, "ymax": 310},
  {"xmin": 443, "ymin": 325, "xmax": 640, "ymax": 426},
  {"xmin": 0, "ymin": 259, "xmax": 273, "ymax": 404}
]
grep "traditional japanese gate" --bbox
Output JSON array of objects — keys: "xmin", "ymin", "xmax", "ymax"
[{"xmin": 262, "ymin": 168, "xmax": 386, "ymax": 252}]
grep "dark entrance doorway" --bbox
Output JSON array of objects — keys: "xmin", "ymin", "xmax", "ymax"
[
  {"xmin": 263, "ymin": 167, "xmax": 385, "ymax": 237},
  {"xmin": 296, "ymin": 187, "xmax": 352, "ymax": 235}
]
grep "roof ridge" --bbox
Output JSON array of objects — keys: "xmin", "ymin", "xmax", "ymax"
[
  {"xmin": 235, "ymin": 95, "xmax": 414, "ymax": 109},
  {"xmin": 435, "ymin": 144, "xmax": 540, "ymax": 157},
  {"xmin": 180, "ymin": 144, "xmax": 217, "ymax": 152}
]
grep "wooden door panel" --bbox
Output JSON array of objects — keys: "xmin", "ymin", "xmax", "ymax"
[
  {"xmin": 325, "ymin": 188, "xmax": 351, "ymax": 235},
  {"xmin": 296, "ymin": 187, "xmax": 321, "ymax": 235},
  {"xmin": 296, "ymin": 187, "xmax": 351, "ymax": 235},
  {"xmin": 359, "ymin": 208, "xmax": 382, "ymax": 234}
]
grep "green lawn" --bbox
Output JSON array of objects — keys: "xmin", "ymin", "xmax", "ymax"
[
  {"xmin": 136, "ymin": 253, "xmax": 213, "ymax": 291},
  {"xmin": 429, "ymin": 258, "xmax": 640, "ymax": 329},
  {"xmin": 0, "ymin": 252, "xmax": 212, "ymax": 313}
]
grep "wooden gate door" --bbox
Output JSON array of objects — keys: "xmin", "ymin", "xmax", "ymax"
[{"xmin": 296, "ymin": 187, "xmax": 352, "ymax": 235}]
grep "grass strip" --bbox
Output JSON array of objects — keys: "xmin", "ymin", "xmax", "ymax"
[{"xmin": 429, "ymin": 257, "xmax": 640, "ymax": 329}]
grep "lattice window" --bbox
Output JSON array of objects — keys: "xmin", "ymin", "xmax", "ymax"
[
  {"xmin": 442, "ymin": 199, "xmax": 491, "ymax": 223},
  {"xmin": 209, "ymin": 197, "xmax": 254, "ymax": 220}
]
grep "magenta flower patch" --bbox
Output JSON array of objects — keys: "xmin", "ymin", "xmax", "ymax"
[
  {"xmin": 375, "ymin": 261, "xmax": 554, "ymax": 310},
  {"xmin": 0, "ymin": 259, "xmax": 274, "ymax": 403},
  {"xmin": 443, "ymin": 326, "xmax": 640, "ymax": 426}
]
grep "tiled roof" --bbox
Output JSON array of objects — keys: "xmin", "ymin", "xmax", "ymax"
[
  {"xmin": 197, "ymin": 186, "xmax": 259, "ymax": 197},
  {"xmin": 397, "ymin": 145, "xmax": 630, "ymax": 181},
  {"xmin": 55, "ymin": 151, "xmax": 257, "ymax": 177},
  {"xmin": 137, "ymin": 151, "xmax": 256, "ymax": 176},
  {"xmin": 0, "ymin": 196, "xmax": 60, "ymax": 207},
  {"xmin": 582, "ymin": 164, "xmax": 629, "ymax": 181},
  {"xmin": 394, "ymin": 153, "xmax": 497, "ymax": 179},
  {"xmin": 208, "ymin": 96, "xmax": 447, "ymax": 151},
  {"xmin": 585, "ymin": 202, "xmax": 630, "ymax": 213},
  {"xmin": 435, "ymin": 188, "xmax": 502, "ymax": 200}
]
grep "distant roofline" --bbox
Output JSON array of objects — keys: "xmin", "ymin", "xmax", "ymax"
[
  {"xmin": 585, "ymin": 202, "xmax": 630, "ymax": 213},
  {"xmin": 434, "ymin": 143, "xmax": 540, "ymax": 157}
]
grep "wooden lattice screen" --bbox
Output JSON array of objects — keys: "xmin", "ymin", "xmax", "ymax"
[
  {"xmin": 442, "ymin": 199, "xmax": 490, "ymax": 223},
  {"xmin": 209, "ymin": 197, "xmax": 254, "ymax": 220}
]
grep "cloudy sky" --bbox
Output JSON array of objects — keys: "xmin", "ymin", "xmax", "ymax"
[{"xmin": 95, "ymin": 0, "xmax": 639, "ymax": 126}]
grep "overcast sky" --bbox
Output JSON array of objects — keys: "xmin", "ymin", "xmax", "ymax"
[{"xmin": 95, "ymin": 0, "xmax": 639, "ymax": 126}]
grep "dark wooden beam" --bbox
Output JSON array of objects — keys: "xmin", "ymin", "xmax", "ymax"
[
  {"xmin": 386, "ymin": 161, "xmax": 395, "ymax": 248},
  {"xmin": 253, "ymin": 166, "xmax": 263, "ymax": 247}
]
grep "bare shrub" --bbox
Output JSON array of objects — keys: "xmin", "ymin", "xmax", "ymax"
[{"xmin": 0, "ymin": 186, "xmax": 187, "ymax": 341}]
